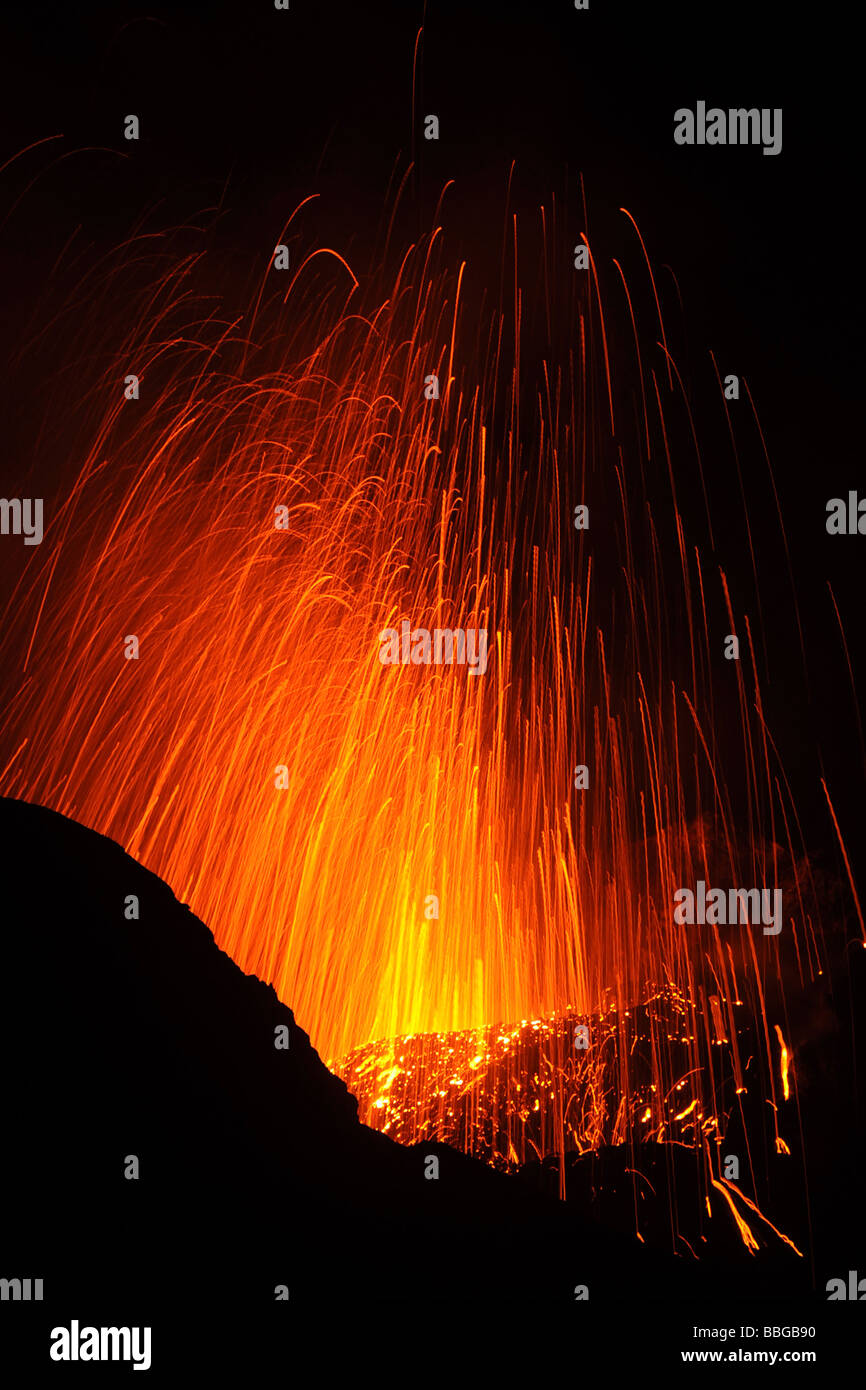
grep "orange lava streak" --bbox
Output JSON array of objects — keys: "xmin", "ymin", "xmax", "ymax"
[
  {"xmin": 714, "ymin": 1177, "xmax": 804, "ymax": 1258},
  {"xmin": 710, "ymin": 1178, "xmax": 760, "ymax": 1255},
  {"xmin": 774, "ymin": 1024, "xmax": 791, "ymax": 1101}
]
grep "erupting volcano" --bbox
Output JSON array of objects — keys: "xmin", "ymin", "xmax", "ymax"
[{"xmin": 0, "ymin": 174, "xmax": 860, "ymax": 1270}]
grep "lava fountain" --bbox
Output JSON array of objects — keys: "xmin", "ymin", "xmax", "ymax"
[{"xmin": 1, "ymin": 184, "xmax": 852, "ymax": 1246}]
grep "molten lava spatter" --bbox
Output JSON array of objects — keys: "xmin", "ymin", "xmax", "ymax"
[
  {"xmin": 332, "ymin": 984, "xmax": 768, "ymax": 1164},
  {"xmin": 332, "ymin": 985, "xmax": 803, "ymax": 1254}
]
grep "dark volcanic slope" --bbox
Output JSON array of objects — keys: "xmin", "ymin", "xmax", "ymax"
[
  {"xmin": 1, "ymin": 794, "xmax": 855, "ymax": 1372},
  {"xmin": 1, "ymin": 797, "xmax": 693, "ymax": 1305}
]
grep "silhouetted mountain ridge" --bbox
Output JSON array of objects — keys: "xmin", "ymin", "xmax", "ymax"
[{"xmin": 0, "ymin": 794, "xmax": 848, "ymax": 1372}]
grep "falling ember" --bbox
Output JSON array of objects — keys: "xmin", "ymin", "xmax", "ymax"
[
  {"xmin": 709, "ymin": 994, "xmax": 728, "ymax": 1044},
  {"xmin": 712, "ymin": 1178, "xmax": 804, "ymax": 1258},
  {"xmin": 0, "ymin": 182, "xmax": 834, "ymax": 1256},
  {"xmin": 774, "ymin": 1024, "xmax": 791, "ymax": 1101},
  {"xmin": 711, "ymin": 1180, "xmax": 769, "ymax": 1257}
]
